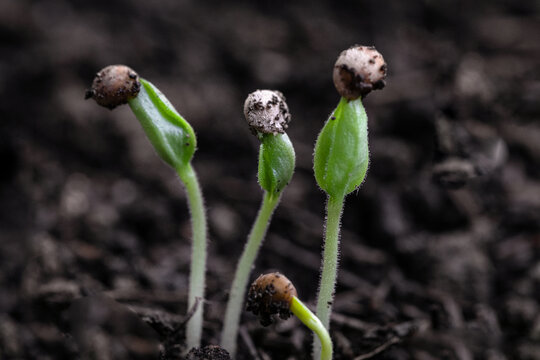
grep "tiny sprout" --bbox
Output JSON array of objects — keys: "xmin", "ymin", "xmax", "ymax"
[
  {"xmin": 333, "ymin": 45, "xmax": 387, "ymax": 100},
  {"xmin": 244, "ymin": 90, "xmax": 291, "ymax": 135},
  {"xmin": 85, "ymin": 65, "xmax": 141, "ymax": 109},
  {"xmin": 247, "ymin": 273, "xmax": 333, "ymax": 360},
  {"xmin": 221, "ymin": 90, "xmax": 295, "ymax": 357},
  {"xmin": 313, "ymin": 45, "xmax": 388, "ymax": 359},
  {"xmin": 86, "ymin": 67, "xmax": 207, "ymax": 351}
]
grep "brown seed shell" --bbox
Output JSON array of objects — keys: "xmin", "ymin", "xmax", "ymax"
[
  {"xmin": 246, "ymin": 272, "xmax": 298, "ymax": 326},
  {"xmin": 86, "ymin": 65, "xmax": 140, "ymax": 110}
]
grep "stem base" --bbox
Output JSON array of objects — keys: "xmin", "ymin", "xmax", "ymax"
[{"xmin": 313, "ymin": 194, "xmax": 345, "ymax": 359}]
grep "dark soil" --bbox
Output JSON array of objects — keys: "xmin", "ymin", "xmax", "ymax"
[{"xmin": 1, "ymin": 0, "xmax": 539, "ymax": 359}]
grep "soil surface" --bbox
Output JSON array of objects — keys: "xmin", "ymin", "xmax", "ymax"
[{"xmin": 1, "ymin": 0, "xmax": 539, "ymax": 359}]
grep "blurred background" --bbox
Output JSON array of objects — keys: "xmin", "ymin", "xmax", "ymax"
[{"xmin": 0, "ymin": 0, "xmax": 539, "ymax": 359}]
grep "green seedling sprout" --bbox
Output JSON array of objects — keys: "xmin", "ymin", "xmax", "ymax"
[
  {"xmin": 221, "ymin": 90, "xmax": 295, "ymax": 357},
  {"xmin": 247, "ymin": 272, "xmax": 333, "ymax": 360},
  {"xmin": 86, "ymin": 65, "xmax": 207, "ymax": 351},
  {"xmin": 312, "ymin": 46, "xmax": 387, "ymax": 358}
]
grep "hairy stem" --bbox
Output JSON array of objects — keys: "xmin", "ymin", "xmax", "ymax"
[
  {"xmin": 314, "ymin": 194, "xmax": 345, "ymax": 359},
  {"xmin": 177, "ymin": 163, "xmax": 207, "ymax": 351},
  {"xmin": 221, "ymin": 191, "xmax": 281, "ymax": 357},
  {"xmin": 291, "ymin": 296, "xmax": 333, "ymax": 360}
]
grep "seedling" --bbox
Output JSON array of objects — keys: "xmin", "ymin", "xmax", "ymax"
[
  {"xmin": 85, "ymin": 48, "xmax": 387, "ymax": 357},
  {"xmin": 312, "ymin": 46, "xmax": 387, "ymax": 358},
  {"xmin": 247, "ymin": 272, "xmax": 333, "ymax": 360},
  {"xmin": 221, "ymin": 90, "xmax": 295, "ymax": 357},
  {"xmin": 86, "ymin": 65, "xmax": 207, "ymax": 350}
]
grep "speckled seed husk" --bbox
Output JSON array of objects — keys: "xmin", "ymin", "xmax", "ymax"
[
  {"xmin": 246, "ymin": 272, "xmax": 298, "ymax": 326},
  {"xmin": 333, "ymin": 45, "xmax": 387, "ymax": 99},
  {"xmin": 243, "ymin": 90, "xmax": 291, "ymax": 135},
  {"xmin": 86, "ymin": 65, "xmax": 140, "ymax": 110}
]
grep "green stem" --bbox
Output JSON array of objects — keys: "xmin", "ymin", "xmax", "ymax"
[
  {"xmin": 314, "ymin": 194, "xmax": 345, "ymax": 359},
  {"xmin": 221, "ymin": 191, "xmax": 281, "ymax": 357},
  {"xmin": 291, "ymin": 296, "xmax": 333, "ymax": 360},
  {"xmin": 176, "ymin": 163, "xmax": 207, "ymax": 351}
]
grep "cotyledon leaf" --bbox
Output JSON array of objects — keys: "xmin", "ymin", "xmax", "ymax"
[
  {"xmin": 313, "ymin": 97, "xmax": 369, "ymax": 198},
  {"xmin": 128, "ymin": 78, "xmax": 196, "ymax": 169},
  {"xmin": 258, "ymin": 132, "xmax": 295, "ymax": 195}
]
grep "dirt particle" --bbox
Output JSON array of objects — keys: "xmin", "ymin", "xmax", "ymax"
[
  {"xmin": 84, "ymin": 89, "xmax": 94, "ymax": 100},
  {"xmin": 185, "ymin": 345, "xmax": 231, "ymax": 360}
]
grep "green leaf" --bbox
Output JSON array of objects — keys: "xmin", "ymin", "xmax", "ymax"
[
  {"xmin": 313, "ymin": 97, "xmax": 369, "ymax": 197},
  {"xmin": 128, "ymin": 78, "xmax": 196, "ymax": 169},
  {"xmin": 258, "ymin": 133, "xmax": 295, "ymax": 195}
]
